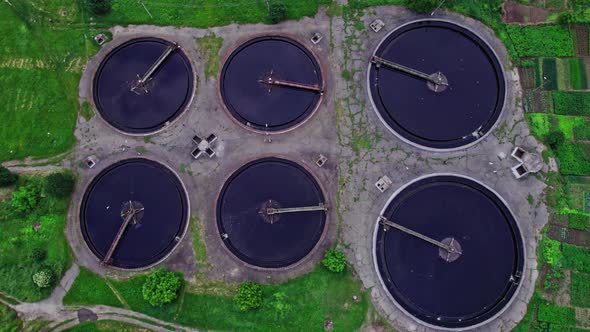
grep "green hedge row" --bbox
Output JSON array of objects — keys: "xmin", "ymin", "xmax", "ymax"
[
  {"xmin": 506, "ymin": 25, "xmax": 575, "ymax": 58},
  {"xmin": 553, "ymin": 91, "xmax": 590, "ymax": 116}
]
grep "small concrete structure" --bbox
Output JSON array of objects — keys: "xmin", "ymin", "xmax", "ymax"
[
  {"xmin": 316, "ymin": 154, "xmax": 328, "ymax": 168},
  {"xmin": 511, "ymin": 146, "xmax": 543, "ymax": 179},
  {"xmin": 375, "ymin": 175, "xmax": 392, "ymax": 192},
  {"xmin": 191, "ymin": 134, "xmax": 217, "ymax": 159},
  {"xmin": 311, "ymin": 32, "xmax": 323, "ymax": 44},
  {"xmin": 84, "ymin": 156, "xmax": 97, "ymax": 169},
  {"xmin": 370, "ymin": 19, "xmax": 385, "ymax": 32},
  {"xmin": 93, "ymin": 33, "xmax": 107, "ymax": 46}
]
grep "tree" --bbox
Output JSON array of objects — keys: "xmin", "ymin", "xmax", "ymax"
[
  {"xmin": 86, "ymin": 0, "xmax": 112, "ymax": 15},
  {"xmin": 10, "ymin": 184, "xmax": 41, "ymax": 213},
  {"xmin": 322, "ymin": 249, "xmax": 347, "ymax": 273},
  {"xmin": 0, "ymin": 166, "xmax": 17, "ymax": 187},
  {"xmin": 234, "ymin": 281, "xmax": 263, "ymax": 311},
  {"xmin": 30, "ymin": 248, "xmax": 47, "ymax": 262},
  {"xmin": 142, "ymin": 269, "xmax": 183, "ymax": 307},
  {"xmin": 45, "ymin": 172, "xmax": 75, "ymax": 198},
  {"xmin": 405, "ymin": 0, "xmax": 440, "ymax": 13},
  {"xmin": 32, "ymin": 269, "xmax": 54, "ymax": 288},
  {"xmin": 545, "ymin": 130, "xmax": 565, "ymax": 151},
  {"xmin": 268, "ymin": 1, "xmax": 287, "ymax": 24}
]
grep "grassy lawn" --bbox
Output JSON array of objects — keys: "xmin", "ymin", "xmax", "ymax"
[
  {"xmin": 64, "ymin": 266, "xmax": 368, "ymax": 331},
  {"xmin": 0, "ymin": 0, "xmax": 331, "ymax": 163},
  {"xmin": 63, "ymin": 320, "xmax": 150, "ymax": 332},
  {"xmin": 63, "ymin": 267, "xmax": 124, "ymax": 308},
  {"xmin": 0, "ymin": 176, "xmax": 72, "ymax": 301},
  {"xmin": 0, "ymin": 303, "xmax": 22, "ymax": 332},
  {"xmin": 0, "ymin": 3, "xmax": 102, "ymax": 162}
]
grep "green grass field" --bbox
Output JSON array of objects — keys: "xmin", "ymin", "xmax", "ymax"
[
  {"xmin": 0, "ymin": 3, "xmax": 102, "ymax": 162},
  {"xmin": 0, "ymin": 0, "xmax": 330, "ymax": 163},
  {"xmin": 63, "ymin": 320, "xmax": 149, "ymax": 332},
  {"xmin": 64, "ymin": 266, "xmax": 368, "ymax": 331}
]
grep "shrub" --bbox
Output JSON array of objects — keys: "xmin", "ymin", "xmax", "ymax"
[
  {"xmin": 545, "ymin": 130, "xmax": 565, "ymax": 151},
  {"xmin": 45, "ymin": 172, "xmax": 75, "ymax": 198},
  {"xmin": 234, "ymin": 281, "xmax": 263, "ymax": 311},
  {"xmin": 322, "ymin": 249, "xmax": 347, "ymax": 273},
  {"xmin": 141, "ymin": 269, "xmax": 183, "ymax": 307},
  {"xmin": 10, "ymin": 184, "xmax": 41, "ymax": 213},
  {"xmin": 405, "ymin": 0, "xmax": 439, "ymax": 13},
  {"xmin": 86, "ymin": 0, "xmax": 112, "ymax": 15},
  {"xmin": 0, "ymin": 166, "xmax": 17, "ymax": 187},
  {"xmin": 268, "ymin": 1, "xmax": 287, "ymax": 24},
  {"xmin": 30, "ymin": 248, "xmax": 47, "ymax": 262},
  {"xmin": 32, "ymin": 269, "xmax": 54, "ymax": 288}
]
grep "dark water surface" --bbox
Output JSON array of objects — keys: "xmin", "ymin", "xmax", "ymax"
[
  {"xmin": 369, "ymin": 21, "xmax": 505, "ymax": 149},
  {"xmin": 93, "ymin": 38, "xmax": 193, "ymax": 134},
  {"xmin": 220, "ymin": 36, "xmax": 323, "ymax": 131},
  {"xmin": 80, "ymin": 158, "xmax": 189, "ymax": 269},
  {"xmin": 375, "ymin": 176, "xmax": 523, "ymax": 328},
  {"xmin": 217, "ymin": 157, "xmax": 326, "ymax": 268}
]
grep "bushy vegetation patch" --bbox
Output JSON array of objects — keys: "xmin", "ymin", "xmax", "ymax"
[
  {"xmin": 142, "ymin": 269, "xmax": 183, "ymax": 307},
  {"xmin": 45, "ymin": 172, "xmax": 75, "ymax": 198},
  {"xmin": 235, "ymin": 281, "xmax": 263, "ymax": 312},
  {"xmin": 506, "ymin": 25, "xmax": 575, "ymax": 58},
  {"xmin": 322, "ymin": 249, "xmax": 347, "ymax": 273},
  {"xmin": 557, "ymin": 0, "xmax": 590, "ymax": 24},
  {"xmin": 553, "ymin": 91, "xmax": 590, "ymax": 116},
  {"xmin": 0, "ymin": 167, "xmax": 17, "ymax": 187},
  {"xmin": 0, "ymin": 175, "xmax": 72, "ymax": 301},
  {"xmin": 571, "ymin": 271, "xmax": 590, "ymax": 307}
]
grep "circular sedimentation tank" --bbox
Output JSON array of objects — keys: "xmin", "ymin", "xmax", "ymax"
[
  {"xmin": 220, "ymin": 36, "xmax": 324, "ymax": 133},
  {"xmin": 217, "ymin": 157, "xmax": 326, "ymax": 268},
  {"xmin": 373, "ymin": 175, "xmax": 524, "ymax": 329},
  {"xmin": 93, "ymin": 37, "xmax": 194, "ymax": 135},
  {"xmin": 368, "ymin": 20, "xmax": 505, "ymax": 150},
  {"xmin": 80, "ymin": 158, "xmax": 189, "ymax": 269}
]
